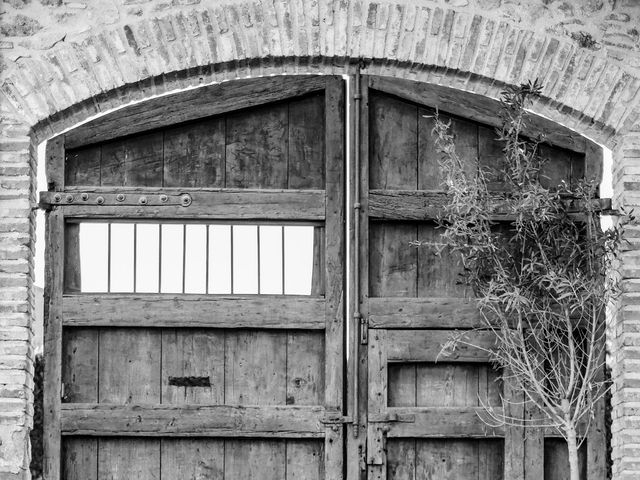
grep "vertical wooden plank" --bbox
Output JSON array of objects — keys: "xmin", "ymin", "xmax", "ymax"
[
  {"xmin": 101, "ymin": 132, "xmax": 163, "ymax": 186},
  {"xmin": 538, "ymin": 144, "xmax": 572, "ymax": 190},
  {"xmin": 387, "ymin": 439, "xmax": 416, "ymax": 480},
  {"xmin": 286, "ymin": 332, "xmax": 325, "ymax": 405},
  {"xmin": 46, "ymin": 135, "xmax": 65, "ymax": 191},
  {"xmin": 479, "ymin": 440, "xmax": 505, "ymax": 479},
  {"xmin": 98, "ymin": 327, "xmax": 161, "ymax": 477},
  {"xmin": 587, "ymin": 364, "xmax": 607, "ymax": 479},
  {"xmin": 98, "ymin": 439, "xmax": 160, "ymax": 480},
  {"xmin": 62, "ymin": 328, "xmax": 98, "ymax": 403},
  {"xmin": 417, "ymin": 223, "xmax": 466, "ymax": 297},
  {"xmin": 584, "ymin": 141, "xmax": 603, "ymax": 186},
  {"xmin": 369, "ymin": 93, "xmax": 418, "ymax": 190},
  {"xmin": 64, "ymin": 223, "xmax": 81, "ymax": 293},
  {"xmin": 63, "ymin": 438, "xmax": 97, "ymax": 480},
  {"xmin": 369, "ymin": 223, "xmax": 418, "ymax": 297},
  {"xmin": 415, "ymin": 440, "xmax": 479, "ymax": 479},
  {"xmin": 478, "ymin": 125, "xmax": 508, "ymax": 191},
  {"xmin": 416, "ymin": 364, "xmax": 480, "ymax": 407},
  {"xmin": 387, "ymin": 364, "xmax": 416, "ymax": 407},
  {"xmin": 161, "ymin": 329, "xmax": 224, "ymax": 405},
  {"xmin": 311, "ymin": 226, "xmax": 325, "ymax": 296},
  {"xmin": 224, "ymin": 331, "xmax": 287, "ymax": 405},
  {"xmin": 544, "ymin": 438, "xmax": 587, "ymax": 480},
  {"xmin": 286, "ymin": 440, "xmax": 324, "ymax": 480},
  {"xmin": 43, "ymin": 209, "xmax": 63, "ymax": 480},
  {"xmin": 98, "ymin": 328, "xmax": 161, "ymax": 403},
  {"xmin": 288, "ymin": 94, "xmax": 326, "ymax": 189},
  {"xmin": 324, "ymin": 75, "xmax": 345, "ymax": 480},
  {"xmin": 225, "ymin": 103, "xmax": 288, "ymax": 189},
  {"xmin": 418, "ymin": 113, "xmax": 478, "ymax": 190},
  {"xmin": 504, "ymin": 370, "xmax": 525, "ymax": 480},
  {"xmin": 65, "ymin": 145, "xmax": 101, "ymax": 186},
  {"xmin": 225, "ymin": 440, "xmax": 286, "ymax": 480},
  {"xmin": 367, "ymin": 330, "xmax": 387, "ymax": 480},
  {"xmin": 163, "ymin": 118, "xmax": 226, "ymax": 188},
  {"xmin": 160, "ymin": 439, "xmax": 224, "ymax": 479}
]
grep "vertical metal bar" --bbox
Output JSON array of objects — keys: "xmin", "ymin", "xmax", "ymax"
[{"xmin": 352, "ymin": 65, "xmax": 362, "ymax": 438}]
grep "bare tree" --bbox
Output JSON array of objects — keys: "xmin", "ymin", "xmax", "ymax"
[{"xmin": 425, "ymin": 81, "xmax": 628, "ymax": 480}]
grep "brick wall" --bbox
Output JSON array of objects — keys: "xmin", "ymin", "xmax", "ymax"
[{"xmin": 1, "ymin": 1, "xmax": 639, "ymax": 478}]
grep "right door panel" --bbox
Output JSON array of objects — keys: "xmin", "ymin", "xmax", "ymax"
[{"xmin": 356, "ymin": 76, "xmax": 604, "ymax": 480}]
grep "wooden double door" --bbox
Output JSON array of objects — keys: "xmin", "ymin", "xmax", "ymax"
[{"xmin": 42, "ymin": 74, "xmax": 605, "ymax": 480}]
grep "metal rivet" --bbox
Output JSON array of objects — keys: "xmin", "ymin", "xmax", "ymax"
[
  {"xmin": 139, "ymin": 196, "xmax": 148, "ymax": 205},
  {"xmin": 116, "ymin": 193, "xmax": 125, "ymax": 202},
  {"xmin": 180, "ymin": 194, "xmax": 192, "ymax": 207},
  {"xmin": 65, "ymin": 194, "xmax": 74, "ymax": 203},
  {"xmin": 81, "ymin": 193, "xmax": 89, "ymax": 201},
  {"xmin": 159, "ymin": 194, "xmax": 168, "ymax": 203},
  {"xmin": 53, "ymin": 193, "xmax": 62, "ymax": 203},
  {"xmin": 96, "ymin": 196, "xmax": 105, "ymax": 205}
]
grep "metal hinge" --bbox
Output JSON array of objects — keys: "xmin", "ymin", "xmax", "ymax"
[
  {"xmin": 320, "ymin": 414, "xmax": 353, "ymax": 426},
  {"xmin": 357, "ymin": 312, "xmax": 368, "ymax": 345}
]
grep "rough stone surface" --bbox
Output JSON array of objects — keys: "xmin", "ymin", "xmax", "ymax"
[{"xmin": 0, "ymin": 1, "xmax": 639, "ymax": 479}]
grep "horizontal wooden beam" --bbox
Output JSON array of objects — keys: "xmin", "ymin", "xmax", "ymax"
[
  {"xmin": 368, "ymin": 297, "xmax": 482, "ymax": 329},
  {"xmin": 61, "ymin": 404, "xmax": 326, "ymax": 438},
  {"xmin": 369, "ymin": 190, "xmax": 613, "ymax": 221},
  {"xmin": 369, "ymin": 76, "xmax": 588, "ymax": 154},
  {"xmin": 40, "ymin": 189, "xmax": 325, "ymax": 220},
  {"xmin": 386, "ymin": 330, "xmax": 496, "ymax": 363},
  {"xmin": 63, "ymin": 295, "xmax": 325, "ymax": 329},
  {"xmin": 65, "ymin": 76, "xmax": 329, "ymax": 149},
  {"xmin": 381, "ymin": 407, "xmax": 505, "ymax": 438}
]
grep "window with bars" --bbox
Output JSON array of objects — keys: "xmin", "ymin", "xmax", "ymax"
[{"xmin": 67, "ymin": 222, "xmax": 323, "ymax": 295}]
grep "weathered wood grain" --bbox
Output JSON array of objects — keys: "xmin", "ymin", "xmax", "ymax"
[
  {"xmin": 161, "ymin": 329, "xmax": 224, "ymax": 405},
  {"xmin": 289, "ymin": 94, "xmax": 326, "ymax": 189},
  {"xmin": 287, "ymin": 332, "xmax": 325, "ymax": 405},
  {"xmin": 63, "ymin": 222, "xmax": 81, "ymax": 293},
  {"xmin": 225, "ymin": 439, "xmax": 286, "ymax": 479},
  {"xmin": 385, "ymin": 330, "xmax": 496, "ymax": 363},
  {"xmin": 225, "ymin": 102, "xmax": 289, "ymax": 189},
  {"xmin": 163, "ymin": 118, "xmax": 226, "ymax": 188},
  {"xmin": 369, "ymin": 92, "xmax": 418, "ymax": 190},
  {"xmin": 286, "ymin": 440, "xmax": 324, "ymax": 480},
  {"xmin": 41, "ymin": 189, "xmax": 326, "ymax": 220},
  {"xmin": 63, "ymin": 437, "xmax": 97, "ymax": 480},
  {"xmin": 368, "ymin": 190, "xmax": 613, "ymax": 220},
  {"xmin": 160, "ymin": 439, "xmax": 224, "ymax": 479},
  {"xmin": 65, "ymin": 145, "xmax": 101, "ymax": 186},
  {"xmin": 98, "ymin": 328, "xmax": 161, "ymax": 404},
  {"xmin": 43, "ymin": 209, "xmax": 64, "ymax": 480},
  {"xmin": 65, "ymin": 76, "xmax": 328, "ymax": 149},
  {"xmin": 323, "ymin": 75, "xmax": 346, "ymax": 480},
  {"xmin": 544, "ymin": 438, "xmax": 587, "ymax": 480},
  {"xmin": 98, "ymin": 438, "xmax": 160, "ymax": 480},
  {"xmin": 224, "ymin": 331, "xmax": 287, "ymax": 405},
  {"xmin": 100, "ymin": 132, "xmax": 163, "ymax": 187},
  {"xmin": 369, "ymin": 222, "xmax": 418, "ymax": 297},
  {"xmin": 61, "ymin": 404, "xmax": 326, "ymax": 437},
  {"xmin": 46, "ymin": 135, "xmax": 65, "ymax": 191},
  {"xmin": 368, "ymin": 297, "xmax": 481, "ymax": 328},
  {"xmin": 369, "ymin": 76, "xmax": 588, "ymax": 154},
  {"xmin": 62, "ymin": 295, "xmax": 325, "ymax": 329},
  {"xmin": 62, "ymin": 328, "xmax": 98, "ymax": 403},
  {"xmin": 381, "ymin": 407, "xmax": 505, "ymax": 437}
]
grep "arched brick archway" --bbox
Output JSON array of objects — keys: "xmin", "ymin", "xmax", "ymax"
[{"xmin": 1, "ymin": 1, "xmax": 639, "ymax": 479}]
